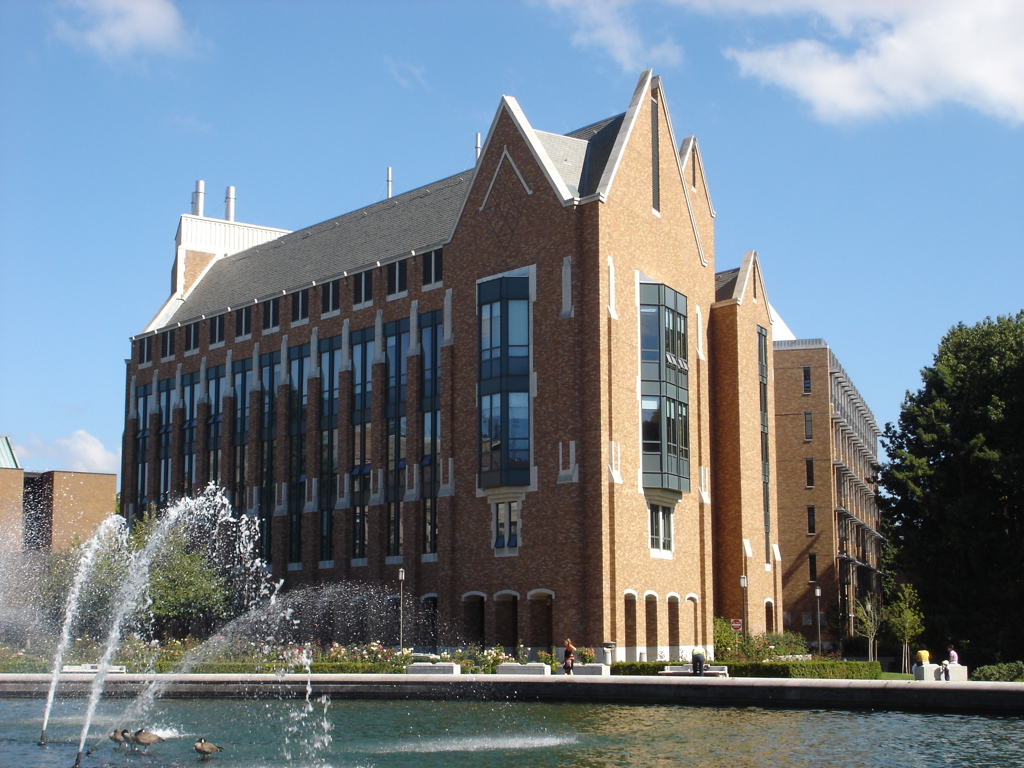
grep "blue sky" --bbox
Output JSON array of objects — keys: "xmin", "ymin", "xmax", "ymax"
[{"xmin": 1, "ymin": 0, "xmax": 1022, "ymax": 480}]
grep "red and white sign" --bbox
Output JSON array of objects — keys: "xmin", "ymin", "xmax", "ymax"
[{"xmin": 730, "ymin": 619, "xmax": 743, "ymax": 631}]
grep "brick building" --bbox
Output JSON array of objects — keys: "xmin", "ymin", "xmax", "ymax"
[
  {"xmin": 121, "ymin": 71, "xmax": 786, "ymax": 660},
  {"xmin": 711, "ymin": 252, "xmax": 784, "ymax": 635},
  {"xmin": 773, "ymin": 340, "xmax": 882, "ymax": 647},
  {"xmin": 0, "ymin": 437, "xmax": 116, "ymax": 553}
]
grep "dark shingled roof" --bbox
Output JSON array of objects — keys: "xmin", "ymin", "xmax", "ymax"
[
  {"xmin": 165, "ymin": 111, "xmax": 628, "ymax": 328},
  {"xmin": 168, "ymin": 172, "xmax": 470, "ymax": 325},
  {"xmin": 566, "ymin": 115, "xmax": 625, "ymax": 197},
  {"xmin": 715, "ymin": 269, "xmax": 739, "ymax": 302}
]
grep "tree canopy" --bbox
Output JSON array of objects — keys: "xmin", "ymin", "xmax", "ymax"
[{"xmin": 880, "ymin": 311, "xmax": 1024, "ymax": 664}]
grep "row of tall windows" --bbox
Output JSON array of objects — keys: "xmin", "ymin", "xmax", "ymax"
[
  {"xmin": 134, "ymin": 305, "xmax": 447, "ymax": 564},
  {"xmin": 758, "ymin": 325, "xmax": 771, "ymax": 565}
]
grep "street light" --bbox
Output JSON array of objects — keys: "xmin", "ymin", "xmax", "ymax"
[
  {"xmin": 398, "ymin": 568, "xmax": 405, "ymax": 650},
  {"xmin": 814, "ymin": 585, "xmax": 822, "ymax": 656},
  {"xmin": 739, "ymin": 574, "xmax": 748, "ymax": 639}
]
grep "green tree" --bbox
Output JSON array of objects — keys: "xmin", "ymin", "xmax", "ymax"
[
  {"xmin": 854, "ymin": 598, "xmax": 884, "ymax": 662},
  {"xmin": 887, "ymin": 584, "xmax": 925, "ymax": 673},
  {"xmin": 880, "ymin": 311, "xmax": 1024, "ymax": 664},
  {"xmin": 131, "ymin": 519, "xmax": 228, "ymax": 641}
]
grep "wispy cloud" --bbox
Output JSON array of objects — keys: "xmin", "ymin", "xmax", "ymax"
[
  {"xmin": 545, "ymin": 0, "xmax": 1024, "ymax": 124},
  {"xmin": 54, "ymin": 0, "xmax": 191, "ymax": 59},
  {"xmin": 16, "ymin": 431, "xmax": 120, "ymax": 475},
  {"xmin": 384, "ymin": 57, "xmax": 429, "ymax": 90},
  {"xmin": 546, "ymin": 0, "xmax": 682, "ymax": 71}
]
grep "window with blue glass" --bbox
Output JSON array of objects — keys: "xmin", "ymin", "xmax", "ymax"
[
  {"xmin": 494, "ymin": 500, "xmax": 519, "ymax": 551},
  {"xmin": 206, "ymin": 365, "xmax": 225, "ymax": 485},
  {"xmin": 639, "ymin": 283, "xmax": 690, "ymax": 493},
  {"xmin": 350, "ymin": 327, "xmax": 375, "ymax": 559},
  {"xmin": 383, "ymin": 318, "xmax": 409, "ymax": 558},
  {"xmin": 258, "ymin": 350, "xmax": 280, "ymax": 562},
  {"xmin": 287, "ymin": 344, "xmax": 309, "ymax": 565},
  {"xmin": 420, "ymin": 310, "xmax": 442, "ymax": 554},
  {"xmin": 478, "ymin": 276, "xmax": 531, "ymax": 489},
  {"xmin": 319, "ymin": 335, "xmax": 343, "ymax": 562},
  {"xmin": 133, "ymin": 382, "xmax": 151, "ymax": 517},
  {"xmin": 180, "ymin": 371, "xmax": 199, "ymax": 491},
  {"xmin": 231, "ymin": 357, "xmax": 252, "ymax": 513},
  {"xmin": 157, "ymin": 377, "xmax": 174, "ymax": 506}
]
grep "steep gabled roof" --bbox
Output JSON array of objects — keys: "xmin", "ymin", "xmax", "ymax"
[
  {"xmin": 165, "ymin": 173, "xmax": 470, "ymax": 326},
  {"xmin": 714, "ymin": 250, "xmax": 765, "ymax": 305},
  {"xmin": 155, "ymin": 71, "xmax": 700, "ymax": 332},
  {"xmin": 714, "ymin": 251, "xmax": 793, "ymax": 338}
]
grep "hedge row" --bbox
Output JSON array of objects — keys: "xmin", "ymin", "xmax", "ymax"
[
  {"xmin": 0, "ymin": 659, "xmax": 51, "ymax": 673},
  {"xmin": 610, "ymin": 660, "xmax": 881, "ymax": 679}
]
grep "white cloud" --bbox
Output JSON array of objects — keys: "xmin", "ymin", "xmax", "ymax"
[
  {"xmin": 15, "ymin": 431, "xmax": 120, "ymax": 475},
  {"xmin": 383, "ymin": 57, "xmax": 430, "ymax": 90},
  {"xmin": 545, "ymin": 0, "xmax": 682, "ymax": 71},
  {"xmin": 54, "ymin": 0, "xmax": 190, "ymax": 59},
  {"xmin": 545, "ymin": 0, "xmax": 1024, "ymax": 124}
]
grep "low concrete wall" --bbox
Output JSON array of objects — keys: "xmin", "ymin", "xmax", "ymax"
[
  {"xmin": 496, "ymin": 663, "xmax": 550, "ymax": 676},
  {"xmin": 2, "ymin": 673, "xmax": 1021, "ymax": 714},
  {"xmin": 406, "ymin": 662, "xmax": 461, "ymax": 674},
  {"xmin": 914, "ymin": 663, "xmax": 968, "ymax": 682},
  {"xmin": 573, "ymin": 664, "xmax": 610, "ymax": 676}
]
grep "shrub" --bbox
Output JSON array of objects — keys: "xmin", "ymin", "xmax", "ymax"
[
  {"xmin": 536, "ymin": 649, "xmax": 558, "ymax": 674},
  {"xmin": 971, "ymin": 662, "xmax": 1024, "ymax": 682},
  {"xmin": 726, "ymin": 661, "xmax": 881, "ymax": 679},
  {"xmin": 611, "ymin": 661, "xmax": 666, "ymax": 676}
]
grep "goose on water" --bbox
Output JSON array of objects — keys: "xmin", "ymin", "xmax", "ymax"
[
  {"xmin": 133, "ymin": 728, "xmax": 165, "ymax": 749},
  {"xmin": 108, "ymin": 729, "xmax": 129, "ymax": 748},
  {"xmin": 194, "ymin": 738, "xmax": 224, "ymax": 758}
]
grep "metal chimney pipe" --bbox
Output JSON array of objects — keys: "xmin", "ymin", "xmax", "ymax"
[
  {"xmin": 225, "ymin": 186, "xmax": 235, "ymax": 221},
  {"xmin": 476, "ymin": 133, "xmax": 481, "ymax": 159},
  {"xmin": 387, "ymin": 167, "xmax": 392, "ymax": 199},
  {"xmin": 192, "ymin": 180, "xmax": 205, "ymax": 217}
]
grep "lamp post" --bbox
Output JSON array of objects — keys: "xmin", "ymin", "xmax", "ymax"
[
  {"xmin": 815, "ymin": 585, "xmax": 822, "ymax": 656},
  {"xmin": 739, "ymin": 574, "xmax": 748, "ymax": 639},
  {"xmin": 398, "ymin": 568, "xmax": 405, "ymax": 650}
]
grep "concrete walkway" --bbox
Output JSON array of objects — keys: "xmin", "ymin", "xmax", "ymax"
[{"xmin": 2, "ymin": 673, "xmax": 1022, "ymax": 715}]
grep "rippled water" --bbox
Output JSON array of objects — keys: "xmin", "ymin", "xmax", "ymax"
[{"xmin": 4, "ymin": 696, "xmax": 1023, "ymax": 767}]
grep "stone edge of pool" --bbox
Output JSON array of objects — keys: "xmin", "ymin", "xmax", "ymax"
[{"xmin": 2, "ymin": 674, "xmax": 1022, "ymax": 715}]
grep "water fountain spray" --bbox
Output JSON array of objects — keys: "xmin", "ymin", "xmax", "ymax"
[
  {"xmin": 38, "ymin": 515, "xmax": 127, "ymax": 746},
  {"xmin": 73, "ymin": 503, "xmax": 183, "ymax": 767}
]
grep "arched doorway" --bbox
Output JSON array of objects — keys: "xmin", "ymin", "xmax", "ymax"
[
  {"xmin": 624, "ymin": 592, "xmax": 638, "ymax": 662},
  {"xmin": 461, "ymin": 592, "xmax": 485, "ymax": 646},
  {"xmin": 644, "ymin": 592, "xmax": 659, "ymax": 662},
  {"xmin": 494, "ymin": 591, "xmax": 519, "ymax": 650},
  {"xmin": 667, "ymin": 595, "xmax": 680, "ymax": 660}
]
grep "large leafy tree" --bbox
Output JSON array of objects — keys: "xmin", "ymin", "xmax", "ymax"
[{"xmin": 880, "ymin": 312, "xmax": 1024, "ymax": 664}]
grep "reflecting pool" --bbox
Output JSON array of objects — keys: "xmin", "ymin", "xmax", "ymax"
[{"xmin": 4, "ymin": 696, "xmax": 1023, "ymax": 767}]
